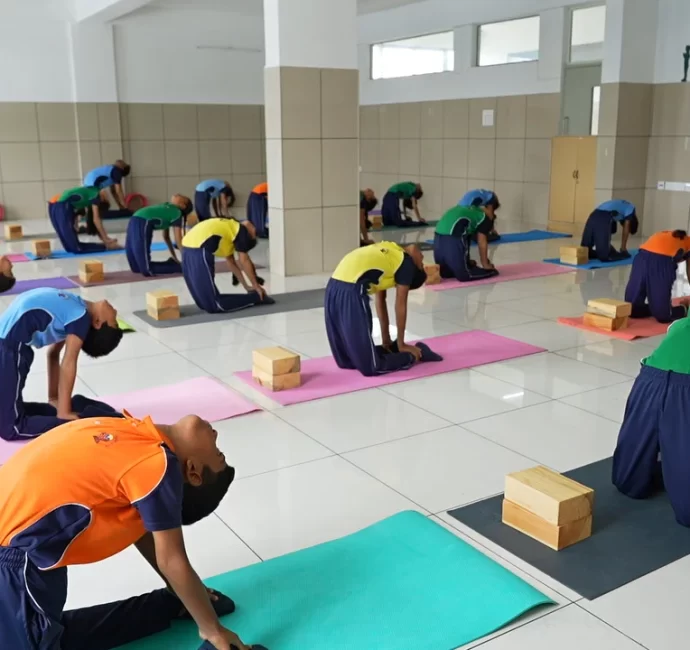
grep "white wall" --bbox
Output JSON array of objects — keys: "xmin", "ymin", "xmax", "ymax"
[{"xmin": 655, "ymin": 0, "xmax": 690, "ymax": 83}]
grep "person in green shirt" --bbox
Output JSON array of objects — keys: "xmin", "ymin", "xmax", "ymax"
[
  {"xmin": 612, "ymin": 314, "xmax": 690, "ymax": 526},
  {"xmin": 381, "ymin": 181, "xmax": 425, "ymax": 227},
  {"xmin": 125, "ymin": 195, "xmax": 193, "ymax": 276},
  {"xmin": 433, "ymin": 205, "xmax": 498, "ymax": 282}
]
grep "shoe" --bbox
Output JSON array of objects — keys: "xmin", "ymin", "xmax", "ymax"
[{"xmin": 232, "ymin": 274, "xmax": 239, "ymax": 286}]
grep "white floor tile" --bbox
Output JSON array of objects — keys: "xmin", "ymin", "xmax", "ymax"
[
  {"xmin": 490, "ymin": 320, "xmax": 611, "ymax": 352},
  {"xmin": 436, "ymin": 304, "xmax": 544, "ymax": 330},
  {"xmin": 499, "ymin": 295, "xmax": 588, "ymax": 320},
  {"xmin": 556, "ymin": 340, "xmax": 648, "ymax": 378},
  {"xmin": 178, "ymin": 336, "xmax": 284, "ymax": 376},
  {"xmin": 559, "ymin": 381, "xmax": 634, "ymax": 423}
]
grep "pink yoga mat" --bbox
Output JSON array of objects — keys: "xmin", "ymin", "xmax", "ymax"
[
  {"xmin": 0, "ymin": 439, "xmax": 27, "ymax": 466},
  {"xmin": 426, "ymin": 262, "xmax": 575, "ymax": 292},
  {"xmin": 7, "ymin": 253, "xmax": 29, "ymax": 263},
  {"xmin": 558, "ymin": 316, "xmax": 669, "ymax": 341},
  {"xmin": 235, "ymin": 331, "xmax": 545, "ymax": 406}
]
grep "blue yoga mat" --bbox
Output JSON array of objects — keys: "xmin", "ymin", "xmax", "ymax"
[
  {"xmin": 26, "ymin": 241, "xmax": 170, "ymax": 261},
  {"xmin": 424, "ymin": 229, "xmax": 572, "ymax": 247},
  {"xmin": 118, "ymin": 511, "xmax": 552, "ymax": 650},
  {"xmin": 543, "ymin": 248, "xmax": 638, "ymax": 270}
]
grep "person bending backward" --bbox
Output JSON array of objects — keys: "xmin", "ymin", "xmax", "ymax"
[
  {"xmin": 625, "ymin": 229, "xmax": 690, "ymax": 323},
  {"xmin": 381, "ymin": 181, "xmax": 426, "ymax": 227},
  {"xmin": 360, "ymin": 188, "xmax": 378, "ymax": 245},
  {"xmin": 84, "ymin": 159, "xmax": 131, "ymax": 210},
  {"xmin": 246, "ymin": 182, "xmax": 269, "ymax": 238},
  {"xmin": 0, "ymin": 288, "xmax": 123, "ymax": 441},
  {"xmin": 433, "ymin": 205, "xmax": 499, "ymax": 282},
  {"xmin": 195, "ymin": 180, "xmax": 236, "ymax": 222},
  {"xmin": 459, "ymin": 189, "xmax": 501, "ymax": 242},
  {"xmin": 0, "ymin": 255, "xmax": 16, "ymax": 294},
  {"xmin": 581, "ymin": 199, "xmax": 639, "ymax": 262},
  {"xmin": 182, "ymin": 217, "xmax": 271, "ymax": 314},
  {"xmin": 126, "ymin": 196, "xmax": 193, "ymax": 277},
  {"xmin": 0, "ymin": 412, "xmax": 263, "ymax": 650}
]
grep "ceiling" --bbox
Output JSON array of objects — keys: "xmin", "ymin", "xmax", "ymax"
[{"xmin": 151, "ymin": 0, "xmax": 425, "ymax": 15}]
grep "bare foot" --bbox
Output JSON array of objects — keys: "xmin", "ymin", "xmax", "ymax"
[{"xmin": 106, "ymin": 240, "xmax": 122, "ymax": 250}]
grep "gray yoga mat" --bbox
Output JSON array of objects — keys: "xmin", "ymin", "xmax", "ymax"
[
  {"xmin": 448, "ymin": 457, "xmax": 690, "ymax": 600},
  {"xmin": 133, "ymin": 288, "xmax": 326, "ymax": 328}
]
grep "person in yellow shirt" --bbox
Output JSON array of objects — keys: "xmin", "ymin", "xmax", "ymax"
[
  {"xmin": 325, "ymin": 242, "xmax": 442, "ymax": 376},
  {"xmin": 181, "ymin": 217, "xmax": 272, "ymax": 313}
]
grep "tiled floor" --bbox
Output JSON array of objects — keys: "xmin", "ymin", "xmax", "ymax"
[{"xmin": 2, "ymin": 217, "xmax": 679, "ymax": 649}]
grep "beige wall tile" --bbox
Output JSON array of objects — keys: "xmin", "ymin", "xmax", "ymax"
[
  {"xmin": 399, "ymin": 139, "xmax": 420, "ymax": 176},
  {"xmin": 2, "ymin": 182, "xmax": 46, "ymax": 219},
  {"xmin": 231, "ymin": 140, "xmax": 263, "ymax": 175},
  {"xmin": 595, "ymin": 137, "xmax": 616, "ymax": 189},
  {"xmin": 0, "ymin": 143, "xmax": 42, "ymax": 182},
  {"xmin": 0, "ymin": 104, "xmax": 38, "ymax": 142},
  {"xmin": 280, "ymin": 68, "xmax": 321, "ymax": 139},
  {"xmin": 230, "ymin": 105, "xmax": 262, "ymax": 140},
  {"xmin": 495, "ymin": 139, "xmax": 525, "ymax": 182},
  {"xmin": 75, "ymin": 104, "xmax": 99, "ymax": 141},
  {"xmin": 360, "ymin": 106, "xmax": 380, "ymax": 139},
  {"xmin": 265, "ymin": 138, "xmax": 283, "ymax": 209},
  {"xmin": 376, "ymin": 174, "xmax": 397, "ymax": 196},
  {"xmin": 198, "ymin": 105, "xmax": 230, "ymax": 140},
  {"xmin": 118, "ymin": 105, "xmax": 130, "ymax": 140},
  {"xmin": 323, "ymin": 205, "xmax": 360, "ymax": 272},
  {"xmin": 648, "ymin": 188, "xmax": 688, "ymax": 233},
  {"xmin": 467, "ymin": 139, "xmax": 496, "ymax": 180},
  {"xmin": 399, "ymin": 103, "xmax": 421, "ymax": 138},
  {"xmin": 493, "ymin": 181, "xmax": 523, "ymax": 220},
  {"xmin": 497, "ymin": 96, "xmax": 527, "ymax": 139},
  {"xmin": 522, "ymin": 182, "xmax": 550, "ymax": 226},
  {"xmin": 100, "ymin": 141, "xmax": 124, "ymax": 164},
  {"xmin": 322, "ymin": 139, "xmax": 358, "ymax": 207},
  {"xmin": 43, "ymin": 180, "xmax": 80, "ymax": 203},
  {"xmin": 598, "ymin": 84, "xmax": 620, "ymax": 138},
  {"xmin": 524, "ymin": 139, "xmax": 552, "ymax": 184},
  {"xmin": 614, "ymin": 188, "xmax": 646, "ymax": 220},
  {"xmin": 650, "ymin": 136, "xmax": 690, "ymax": 184},
  {"xmin": 126, "ymin": 104, "xmax": 163, "ymax": 141},
  {"xmin": 163, "ymin": 104, "xmax": 198, "ymax": 141},
  {"xmin": 359, "ymin": 172, "xmax": 377, "ymax": 193},
  {"xmin": 419, "ymin": 176, "xmax": 443, "ymax": 217},
  {"xmin": 526, "ymin": 94, "xmax": 561, "ymax": 138},
  {"xmin": 420, "ymin": 139, "xmax": 443, "ymax": 177},
  {"xmin": 322, "ymin": 68, "xmax": 358, "ymax": 139},
  {"xmin": 612, "ymin": 137, "xmax": 649, "ymax": 189},
  {"xmin": 378, "ymin": 139, "xmax": 400, "ymax": 174},
  {"xmin": 651, "ymin": 84, "xmax": 690, "ymax": 137},
  {"xmin": 36, "ymin": 103, "xmax": 77, "ymax": 142},
  {"xmin": 78, "ymin": 142, "xmax": 102, "ymax": 177},
  {"xmin": 420, "ymin": 101, "xmax": 443, "ymax": 139},
  {"xmin": 284, "ymin": 207, "xmax": 323, "ymax": 274},
  {"xmin": 442, "ymin": 139, "xmax": 468, "ymax": 178},
  {"xmin": 166, "ymin": 176, "xmax": 198, "ymax": 199},
  {"xmin": 232, "ymin": 173, "xmax": 265, "ymax": 209},
  {"xmin": 128, "ymin": 141, "xmax": 166, "ymax": 177},
  {"xmin": 258, "ymin": 105, "xmax": 266, "ymax": 140},
  {"xmin": 131, "ymin": 177, "xmax": 168, "ymax": 204},
  {"xmin": 282, "ymin": 139, "xmax": 322, "ymax": 209},
  {"xmin": 442, "ymin": 177, "xmax": 468, "ymax": 208},
  {"xmin": 264, "ymin": 67, "xmax": 282, "ymax": 141},
  {"xmin": 593, "ymin": 187, "xmax": 614, "ymax": 208},
  {"xmin": 360, "ymin": 139, "xmax": 379, "ymax": 173},
  {"xmin": 642, "ymin": 189, "xmax": 656, "ymax": 235},
  {"xmin": 378, "ymin": 105, "xmax": 400, "ymax": 139},
  {"xmin": 165, "ymin": 141, "xmax": 200, "ymax": 177},
  {"xmin": 199, "ymin": 140, "xmax": 232, "ymax": 176},
  {"xmin": 617, "ymin": 84, "xmax": 653, "ymax": 137},
  {"xmin": 98, "ymin": 104, "xmax": 121, "ymax": 141},
  {"xmin": 442, "ymin": 99, "xmax": 469, "ymax": 138}
]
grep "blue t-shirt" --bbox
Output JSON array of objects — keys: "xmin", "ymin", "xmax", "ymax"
[
  {"xmin": 0, "ymin": 289, "xmax": 90, "ymax": 348},
  {"xmin": 196, "ymin": 179, "xmax": 225, "ymax": 198},
  {"xmin": 459, "ymin": 189, "xmax": 494, "ymax": 207},
  {"xmin": 597, "ymin": 199, "xmax": 635, "ymax": 221},
  {"xmin": 84, "ymin": 165, "xmax": 123, "ymax": 189}
]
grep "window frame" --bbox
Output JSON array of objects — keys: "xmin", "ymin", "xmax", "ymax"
[
  {"xmin": 475, "ymin": 14, "xmax": 541, "ymax": 68},
  {"xmin": 369, "ymin": 30, "xmax": 455, "ymax": 81}
]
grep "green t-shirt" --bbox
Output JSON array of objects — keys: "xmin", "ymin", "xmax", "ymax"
[
  {"xmin": 388, "ymin": 182, "xmax": 417, "ymax": 199},
  {"xmin": 644, "ymin": 318, "xmax": 690, "ymax": 374},
  {"xmin": 133, "ymin": 203, "xmax": 183, "ymax": 230},
  {"xmin": 58, "ymin": 186, "xmax": 100, "ymax": 210},
  {"xmin": 435, "ymin": 206, "xmax": 486, "ymax": 236}
]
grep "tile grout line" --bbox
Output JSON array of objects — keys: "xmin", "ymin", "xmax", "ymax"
[{"xmin": 573, "ymin": 601, "xmax": 651, "ymax": 649}]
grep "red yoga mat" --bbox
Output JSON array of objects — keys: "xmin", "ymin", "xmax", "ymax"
[{"xmin": 558, "ymin": 316, "xmax": 669, "ymax": 340}]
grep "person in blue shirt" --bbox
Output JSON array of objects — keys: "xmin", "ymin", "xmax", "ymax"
[
  {"xmin": 0, "ymin": 288, "xmax": 123, "ymax": 441},
  {"xmin": 581, "ymin": 199, "xmax": 639, "ymax": 262},
  {"xmin": 0, "ymin": 255, "xmax": 16, "ymax": 294},
  {"xmin": 84, "ymin": 160, "xmax": 131, "ymax": 209},
  {"xmin": 194, "ymin": 179, "xmax": 235, "ymax": 222},
  {"xmin": 459, "ymin": 189, "xmax": 501, "ymax": 242}
]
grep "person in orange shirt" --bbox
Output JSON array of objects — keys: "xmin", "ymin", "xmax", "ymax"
[
  {"xmin": 0, "ymin": 413, "xmax": 266, "ymax": 650},
  {"xmin": 246, "ymin": 182, "xmax": 268, "ymax": 238},
  {"xmin": 625, "ymin": 229, "xmax": 690, "ymax": 323}
]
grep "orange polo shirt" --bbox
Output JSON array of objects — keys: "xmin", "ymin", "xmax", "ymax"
[
  {"xmin": 252, "ymin": 182, "xmax": 268, "ymax": 195},
  {"xmin": 641, "ymin": 231, "xmax": 690, "ymax": 258}
]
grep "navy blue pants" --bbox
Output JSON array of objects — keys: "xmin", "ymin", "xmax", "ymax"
[
  {"xmin": 324, "ymin": 279, "xmax": 415, "ymax": 377},
  {"xmin": 580, "ymin": 210, "xmax": 627, "ymax": 262},
  {"xmin": 182, "ymin": 243, "xmax": 262, "ymax": 314},
  {"xmin": 624, "ymin": 249, "xmax": 686, "ymax": 323},
  {"xmin": 433, "ymin": 233, "xmax": 498, "ymax": 282},
  {"xmin": 247, "ymin": 193, "xmax": 268, "ymax": 238},
  {"xmin": 613, "ymin": 365, "xmax": 690, "ymax": 526},
  {"xmin": 125, "ymin": 217, "xmax": 181, "ymax": 277},
  {"xmin": 49, "ymin": 202, "xmax": 106, "ymax": 255},
  {"xmin": 194, "ymin": 190, "xmax": 213, "ymax": 221},
  {"xmin": 0, "ymin": 340, "xmax": 119, "ymax": 441},
  {"xmin": 381, "ymin": 192, "xmax": 417, "ymax": 228}
]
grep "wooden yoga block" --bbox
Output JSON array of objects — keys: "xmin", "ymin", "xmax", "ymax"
[
  {"xmin": 252, "ymin": 367, "xmax": 301, "ymax": 391},
  {"xmin": 31, "ymin": 239, "xmax": 51, "ymax": 258},
  {"xmin": 370, "ymin": 215, "xmax": 383, "ymax": 229},
  {"xmin": 559, "ymin": 245, "xmax": 588, "ymax": 265},
  {"xmin": 252, "ymin": 346, "xmax": 301, "ymax": 376},
  {"xmin": 146, "ymin": 290, "xmax": 180, "ymax": 321},
  {"xmin": 4, "ymin": 224, "xmax": 22, "ymax": 240},
  {"xmin": 583, "ymin": 312, "xmax": 629, "ymax": 331},
  {"xmin": 424, "ymin": 264, "xmax": 441, "ymax": 285},
  {"xmin": 78, "ymin": 259, "xmax": 104, "ymax": 284},
  {"xmin": 587, "ymin": 298, "xmax": 632, "ymax": 319}
]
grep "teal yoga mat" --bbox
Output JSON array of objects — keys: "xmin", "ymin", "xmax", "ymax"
[
  {"xmin": 118, "ymin": 511, "xmax": 552, "ymax": 650},
  {"xmin": 425, "ymin": 230, "xmax": 572, "ymax": 247}
]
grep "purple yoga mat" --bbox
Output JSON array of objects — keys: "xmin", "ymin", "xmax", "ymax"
[
  {"xmin": 235, "ymin": 330, "xmax": 545, "ymax": 406},
  {"xmin": 68, "ymin": 262, "xmax": 232, "ymax": 287},
  {"xmin": 4, "ymin": 277, "xmax": 78, "ymax": 296}
]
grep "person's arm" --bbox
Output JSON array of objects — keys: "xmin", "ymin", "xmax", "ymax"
[
  {"xmin": 136, "ymin": 532, "xmax": 172, "ymax": 590},
  {"xmin": 90, "ymin": 203, "xmax": 112, "ymax": 245},
  {"xmin": 394, "ymin": 285, "xmax": 421, "ymax": 360},
  {"xmin": 476, "ymin": 232, "xmax": 494, "ymax": 269},
  {"xmin": 360, "ymin": 208, "xmax": 372, "ymax": 243},
  {"xmin": 621, "ymin": 220, "xmax": 631, "ymax": 253},
  {"xmin": 220, "ymin": 193, "xmax": 229, "ymax": 217},
  {"xmin": 162, "ymin": 228, "xmax": 178, "ymax": 262},
  {"xmin": 57, "ymin": 334, "xmax": 83, "ymax": 419},
  {"xmin": 173, "ymin": 226, "xmax": 183, "ymax": 261},
  {"xmin": 413, "ymin": 198, "xmax": 426, "ymax": 223},
  {"xmin": 47, "ymin": 341, "xmax": 66, "ymax": 406},
  {"xmin": 237, "ymin": 252, "xmax": 266, "ymax": 298},
  {"xmin": 374, "ymin": 291, "xmax": 392, "ymax": 348},
  {"xmin": 212, "ymin": 198, "xmax": 220, "ymax": 218},
  {"xmin": 113, "ymin": 183, "xmax": 127, "ymax": 210},
  {"xmin": 225, "ymin": 256, "xmax": 250, "ymax": 291}
]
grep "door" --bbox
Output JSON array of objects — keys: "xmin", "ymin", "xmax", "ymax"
[
  {"xmin": 574, "ymin": 137, "xmax": 597, "ymax": 224},
  {"xmin": 561, "ymin": 64, "xmax": 602, "ymax": 136},
  {"xmin": 549, "ymin": 137, "xmax": 578, "ymax": 231}
]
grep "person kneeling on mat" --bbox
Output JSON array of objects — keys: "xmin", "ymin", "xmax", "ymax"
[
  {"xmin": 581, "ymin": 199, "xmax": 638, "ymax": 262},
  {"xmin": 381, "ymin": 181, "xmax": 426, "ymax": 227},
  {"xmin": 182, "ymin": 217, "xmax": 271, "ymax": 314},
  {"xmin": 247, "ymin": 182, "xmax": 269, "ymax": 238},
  {"xmin": 325, "ymin": 242, "xmax": 442, "ymax": 377},
  {"xmin": 459, "ymin": 189, "xmax": 501, "ymax": 243},
  {"xmin": 195, "ymin": 179, "xmax": 235, "ymax": 222},
  {"xmin": 625, "ymin": 229, "xmax": 690, "ymax": 323},
  {"xmin": 0, "ymin": 288, "xmax": 123, "ymax": 441},
  {"xmin": 434, "ymin": 205, "xmax": 499, "ymax": 282},
  {"xmin": 126, "ymin": 195, "xmax": 193, "ymax": 277},
  {"xmin": 0, "ymin": 255, "xmax": 16, "ymax": 294},
  {"xmin": 612, "ymin": 319, "xmax": 690, "ymax": 527},
  {"xmin": 360, "ymin": 188, "xmax": 378, "ymax": 245},
  {"xmin": 0, "ymin": 412, "xmax": 263, "ymax": 650}
]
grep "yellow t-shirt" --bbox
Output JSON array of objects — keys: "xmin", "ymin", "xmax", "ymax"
[
  {"xmin": 182, "ymin": 218, "xmax": 241, "ymax": 257},
  {"xmin": 331, "ymin": 242, "xmax": 406, "ymax": 294}
]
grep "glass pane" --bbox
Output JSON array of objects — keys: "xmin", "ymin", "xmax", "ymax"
[
  {"xmin": 570, "ymin": 5, "xmax": 606, "ymax": 63},
  {"xmin": 478, "ymin": 16, "xmax": 540, "ymax": 67},
  {"xmin": 591, "ymin": 85, "xmax": 601, "ymax": 135},
  {"xmin": 371, "ymin": 31, "xmax": 454, "ymax": 80}
]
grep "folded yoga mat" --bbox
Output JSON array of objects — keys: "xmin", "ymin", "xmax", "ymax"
[
  {"xmin": 6, "ymin": 253, "xmax": 29, "ymax": 263},
  {"xmin": 100, "ymin": 377, "xmax": 260, "ymax": 423},
  {"xmin": 425, "ymin": 230, "xmax": 572, "ymax": 247},
  {"xmin": 25, "ymin": 241, "xmax": 171, "ymax": 261},
  {"xmin": 118, "ymin": 511, "xmax": 552, "ymax": 650},
  {"xmin": 235, "ymin": 331, "xmax": 545, "ymax": 406},
  {"xmin": 448, "ymin": 457, "xmax": 690, "ymax": 600},
  {"xmin": 558, "ymin": 315, "xmax": 668, "ymax": 340},
  {"xmin": 3, "ymin": 276, "xmax": 78, "ymax": 296},
  {"xmin": 426, "ymin": 261, "xmax": 575, "ymax": 292},
  {"xmin": 543, "ymin": 249, "xmax": 638, "ymax": 270},
  {"xmin": 133, "ymin": 288, "xmax": 326, "ymax": 329}
]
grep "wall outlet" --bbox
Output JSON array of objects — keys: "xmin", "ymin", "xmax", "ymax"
[{"xmin": 657, "ymin": 181, "xmax": 666, "ymax": 189}]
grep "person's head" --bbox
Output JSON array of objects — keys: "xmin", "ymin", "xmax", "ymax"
[
  {"xmin": 673, "ymin": 229, "xmax": 688, "ymax": 239},
  {"xmin": 0, "ymin": 256, "xmax": 16, "ymax": 294},
  {"xmin": 221, "ymin": 183, "xmax": 235, "ymax": 207},
  {"xmin": 82, "ymin": 299, "xmax": 121, "ymax": 358},
  {"xmin": 182, "ymin": 465, "xmax": 235, "ymax": 525},
  {"xmin": 362, "ymin": 188, "xmax": 378, "ymax": 212},
  {"xmin": 413, "ymin": 183, "xmax": 423, "ymax": 199},
  {"xmin": 115, "ymin": 159, "xmax": 131, "ymax": 177},
  {"xmin": 403, "ymin": 244, "xmax": 427, "ymax": 290},
  {"xmin": 171, "ymin": 193, "xmax": 193, "ymax": 217},
  {"xmin": 482, "ymin": 193, "xmax": 501, "ymax": 220}
]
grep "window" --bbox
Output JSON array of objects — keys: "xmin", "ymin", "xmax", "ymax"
[
  {"xmin": 591, "ymin": 85, "xmax": 601, "ymax": 135},
  {"xmin": 477, "ymin": 16, "xmax": 540, "ymax": 67},
  {"xmin": 570, "ymin": 5, "xmax": 606, "ymax": 63},
  {"xmin": 371, "ymin": 31, "xmax": 454, "ymax": 80}
]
